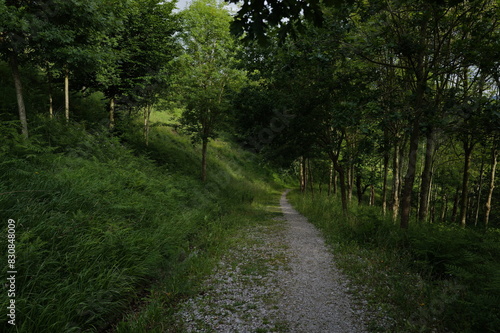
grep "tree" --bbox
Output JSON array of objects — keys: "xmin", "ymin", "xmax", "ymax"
[
  {"xmin": 0, "ymin": 0, "xmax": 126, "ymax": 133},
  {"xmin": 101, "ymin": 0, "xmax": 179, "ymax": 139},
  {"xmin": 177, "ymin": 0, "xmax": 246, "ymax": 182},
  {"xmin": 38, "ymin": 0, "xmax": 124, "ymax": 122},
  {"xmin": 347, "ymin": 0, "xmax": 500, "ymax": 228},
  {"xmin": 228, "ymin": 0, "xmax": 353, "ymax": 43},
  {"xmin": 0, "ymin": 0, "xmax": 33, "ymax": 138}
]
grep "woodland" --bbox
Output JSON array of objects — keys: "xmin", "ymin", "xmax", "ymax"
[{"xmin": 1, "ymin": 0, "xmax": 499, "ymax": 332}]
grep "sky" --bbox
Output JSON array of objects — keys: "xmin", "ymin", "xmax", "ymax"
[
  {"xmin": 174, "ymin": 0, "xmax": 239, "ymax": 12},
  {"xmin": 175, "ymin": 0, "xmax": 190, "ymax": 10}
]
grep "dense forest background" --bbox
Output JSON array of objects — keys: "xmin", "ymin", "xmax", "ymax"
[{"xmin": 1, "ymin": 0, "xmax": 499, "ymax": 332}]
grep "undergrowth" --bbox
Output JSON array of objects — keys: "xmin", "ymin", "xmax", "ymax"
[
  {"xmin": 0, "ymin": 116, "xmax": 281, "ymax": 332},
  {"xmin": 288, "ymin": 190, "xmax": 500, "ymax": 333}
]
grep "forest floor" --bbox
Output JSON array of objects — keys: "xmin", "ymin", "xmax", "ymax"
[{"xmin": 172, "ymin": 190, "xmax": 368, "ymax": 332}]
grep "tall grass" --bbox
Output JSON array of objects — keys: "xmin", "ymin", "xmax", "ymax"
[
  {"xmin": 288, "ymin": 190, "xmax": 500, "ymax": 333},
  {"xmin": 0, "ymin": 117, "xmax": 281, "ymax": 332}
]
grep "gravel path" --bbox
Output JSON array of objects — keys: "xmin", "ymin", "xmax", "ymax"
[{"xmin": 174, "ymin": 190, "xmax": 367, "ymax": 332}]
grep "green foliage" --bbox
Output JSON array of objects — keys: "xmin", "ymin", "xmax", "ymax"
[
  {"xmin": 289, "ymin": 190, "xmax": 500, "ymax": 333},
  {"xmin": 103, "ymin": 0, "xmax": 180, "ymax": 109},
  {"xmin": 175, "ymin": 0, "xmax": 247, "ymax": 143},
  {"xmin": 0, "ymin": 119, "xmax": 280, "ymax": 332}
]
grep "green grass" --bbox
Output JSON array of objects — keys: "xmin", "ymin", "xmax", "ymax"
[
  {"xmin": 288, "ymin": 190, "xmax": 500, "ymax": 333},
  {"xmin": 0, "ymin": 116, "xmax": 282, "ymax": 332}
]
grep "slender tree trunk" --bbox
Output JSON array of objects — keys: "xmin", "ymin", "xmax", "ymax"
[
  {"xmin": 109, "ymin": 96, "xmax": 116, "ymax": 130},
  {"xmin": 370, "ymin": 184, "xmax": 375, "ymax": 206},
  {"xmin": 65, "ymin": 67, "xmax": 70, "ymax": 122},
  {"xmin": 9, "ymin": 53, "xmax": 28, "ymax": 139},
  {"xmin": 344, "ymin": 164, "xmax": 352, "ymax": 202},
  {"xmin": 298, "ymin": 162, "xmax": 303, "ymax": 193},
  {"xmin": 484, "ymin": 148, "xmax": 498, "ymax": 227},
  {"xmin": 440, "ymin": 193, "xmax": 448, "ymax": 222},
  {"xmin": 333, "ymin": 169, "xmax": 337, "ymax": 195},
  {"xmin": 430, "ymin": 195, "xmax": 436, "ymax": 223},
  {"xmin": 201, "ymin": 137, "xmax": 208, "ymax": 182},
  {"xmin": 451, "ymin": 186, "xmax": 460, "ymax": 223},
  {"xmin": 298, "ymin": 163, "xmax": 303, "ymax": 192},
  {"xmin": 399, "ymin": 139, "xmax": 405, "ymax": 194},
  {"xmin": 308, "ymin": 158, "xmax": 314, "ymax": 197},
  {"xmin": 300, "ymin": 157, "xmax": 307, "ymax": 193},
  {"xmin": 428, "ymin": 177, "xmax": 434, "ymax": 221},
  {"xmin": 392, "ymin": 140, "xmax": 401, "ymax": 222},
  {"xmin": 49, "ymin": 91, "xmax": 53, "ymax": 119},
  {"xmin": 400, "ymin": 121, "xmax": 420, "ymax": 229},
  {"xmin": 382, "ymin": 149, "xmax": 389, "ymax": 214},
  {"xmin": 356, "ymin": 172, "xmax": 363, "ymax": 204},
  {"xmin": 330, "ymin": 151, "xmax": 348, "ymax": 213},
  {"xmin": 47, "ymin": 64, "xmax": 54, "ymax": 119},
  {"xmin": 459, "ymin": 141, "xmax": 474, "ymax": 228},
  {"xmin": 328, "ymin": 161, "xmax": 333, "ymax": 196},
  {"xmin": 418, "ymin": 128, "xmax": 436, "ymax": 222},
  {"xmin": 143, "ymin": 104, "xmax": 152, "ymax": 145},
  {"xmin": 474, "ymin": 157, "xmax": 485, "ymax": 226},
  {"xmin": 335, "ymin": 164, "xmax": 348, "ymax": 213},
  {"xmin": 348, "ymin": 163, "xmax": 354, "ymax": 202}
]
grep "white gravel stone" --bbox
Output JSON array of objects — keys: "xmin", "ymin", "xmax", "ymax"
[{"xmin": 174, "ymin": 190, "xmax": 368, "ymax": 332}]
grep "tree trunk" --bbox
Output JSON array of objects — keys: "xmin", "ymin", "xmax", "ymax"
[
  {"xmin": 418, "ymin": 128, "xmax": 436, "ymax": 222},
  {"xmin": 298, "ymin": 163, "xmax": 303, "ymax": 192},
  {"xmin": 347, "ymin": 163, "xmax": 354, "ymax": 202},
  {"xmin": 430, "ymin": 195, "xmax": 436, "ymax": 223},
  {"xmin": 382, "ymin": 149, "xmax": 389, "ymax": 214},
  {"xmin": 484, "ymin": 148, "xmax": 498, "ymax": 227},
  {"xmin": 109, "ymin": 96, "xmax": 116, "ymax": 130},
  {"xmin": 308, "ymin": 158, "xmax": 314, "ymax": 197},
  {"xmin": 298, "ymin": 158, "xmax": 303, "ymax": 192},
  {"xmin": 400, "ymin": 122, "xmax": 420, "ymax": 229},
  {"xmin": 201, "ymin": 137, "xmax": 208, "ymax": 182},
  {"xmin": 356, "ymin": 172, "xmax": 363, "ymax": 204},
  {"xmin": 336, "ymin": 164, "xmax": 348, "ymax": 213},
  {"xmin": 392, "ymin": 140, "xmax": 401, "ymax": 222},
  {"xmin": 440, "ymin": 194, "xmax": 448, "ymax": 222},
  {"xmin": 474, "ymin": 156, "xmax": 485, "ymax": 226},
  {"xmin": 459, "ymin": 141, "xmax": 474, "ymax": 228},
  {"xmin": 47, "ymin": 64, "xmax": 54, "ymax": 119},
  {"xmin": 370, "ymin": 184, "xmax": 375, "ymax": 206},
  {"xmin": 143, "ymin": 104, "xmax": 152, "ymax": 145},
  {"xmin": 451, "ymin": 186, "xmax": 460, "ymax": 223},
  {"xmin": 428, "ymin": 177, "xmax": 434, "ymax": 222},
  {"xmin": 9, "ymin": 53, "xmax": 28, "ymax": 139},
  {"xmin": 328, "ymin": 161, "xmax": 333, "ymax": 196},
  {"xmin": 65, "ymin": 67, "xmax": 70, "ymax": 122},
  {"xmin": 333, "ymin": 168, "xmax": 337, "ymax": 195},
  {"xmin": 459, "ymin": 142, "xmax": 474, "ymax": 227},
  {"xmin": 330, "ymin": 151, "xmax": 348, "ymax": 213},
  {"xmin": 300, "ymin": 157, "xmax": 307, "ymax": 193},
  {"xmin": 49, "ymin": 90, "xmax": 53, "ymax": 119}
]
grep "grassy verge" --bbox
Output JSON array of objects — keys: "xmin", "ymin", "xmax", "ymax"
[
  {"xmin": 288, "ymin": 190, "xmax": 500, "ymax": 333},
  {"xmin": 0, "ymin": 117, "xmax": 282, "ymax": 332},
  {"xmin": 116, "ymin": 193, "xmax": 287, "ymax": 332}
]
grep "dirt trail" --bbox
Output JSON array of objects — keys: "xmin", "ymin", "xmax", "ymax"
[
  {"xmin": 278, "ymin": 190, "xmax": 366, "ymax": 332},
  {"xmin": 175, "ymin": 190, "xmax": 367, "ymax": 332}
]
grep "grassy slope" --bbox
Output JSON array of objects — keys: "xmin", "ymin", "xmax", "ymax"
[
  {"xmin": 0, "ymin": 114, "xmax": 283, "ymax": 332},
  {"xmin": 288, "ymin": 190, "xmax": 500, "ymax": 333}
]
